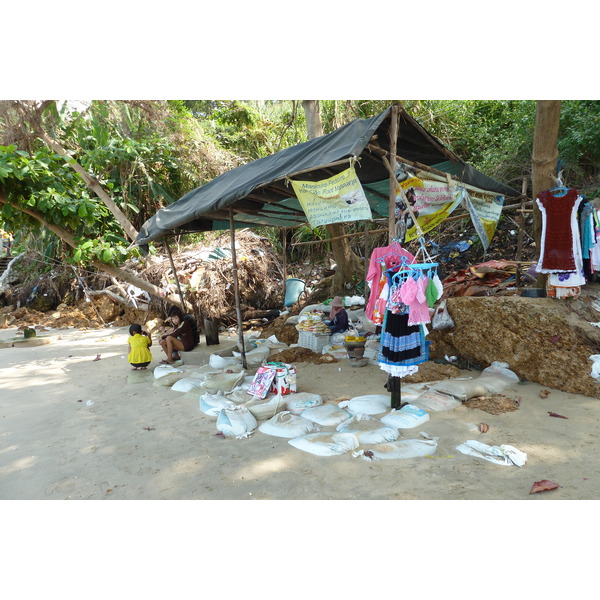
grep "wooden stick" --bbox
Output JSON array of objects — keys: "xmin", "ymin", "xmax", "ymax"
[
  {"xmin": 165, "ymin": 240, "xmax": 187, "ymax": 312},
  {"xmin": 229, "ymin": 208, "xmax": 247, "ymax": 370},
  {"xmin": 290, "ymin": 227, "xmax": 388, "ymax": 246},
  {"xmin": 388, "ymin": 106, "xmax": 399, "ymax": 243},
  {"xmin": 515, "ymin": 177, "xmax": 528, "ymax": 287}
]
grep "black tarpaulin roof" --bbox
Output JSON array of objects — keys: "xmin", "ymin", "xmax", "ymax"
[{"xmin": 136, "ymin": 105, "xmax": 520, "ymax": 245}]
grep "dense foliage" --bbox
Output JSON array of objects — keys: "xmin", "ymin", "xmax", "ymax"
[{"xmin": 1, "ymin": 99, "xmax": 599, "ymax": 269}]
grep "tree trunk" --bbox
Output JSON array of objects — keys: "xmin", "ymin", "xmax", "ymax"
[
  {"xmin": 301, "ymin": 100, "xmax": 364, "ymax": 295},
  {"xmin": 33, "ymin": 101, "xmax": 139, "ymax": 243},
  {"xmin": 0, "ymin": 192, "xmax": 182, "ymax": 308},
  {"xmin": 531, "ymin": 100, "xmax": 562, "ymax": 286}
]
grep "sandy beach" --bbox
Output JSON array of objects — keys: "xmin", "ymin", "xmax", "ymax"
[{"xmin": 2, "ymin": 324, "xmax": 600, "ymax": 501}]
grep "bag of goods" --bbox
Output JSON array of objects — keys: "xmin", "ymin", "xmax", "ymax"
[
  {"xmin": 284, "ymin": 392, "xmax": 323, "ymax": 415},
  {"xmin": 336, "ymin": 414, "xmax": 399, "ymax": 444},
  {"xmin": 243, "ymin": 394, "xmax": 288, "ymax": 421},
  {"xmin": 353, "ymin": 433, "xmax": 439, "ymax": 460},
  {"xmin": 203, "ymin": 369, "xmax": 246, "ymax": 394},
  {"xmin": 199, "ymin": 391, "xmax": 237, "ymax": 417}
]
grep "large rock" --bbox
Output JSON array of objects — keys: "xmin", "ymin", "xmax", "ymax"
[{"xmin": 428, "ymin": 287, "xmax": 600, "ymax": 397}]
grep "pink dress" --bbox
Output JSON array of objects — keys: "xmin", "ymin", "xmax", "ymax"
[
  {"xmin": 399, "ymin": 275, "xmax": 431, "ymax": 325},
  {"xmin": 366, "ymin": 244, "xmax": 415, "ymax": 323}
]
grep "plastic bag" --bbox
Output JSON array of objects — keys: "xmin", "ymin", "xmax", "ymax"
[
  {"xmin": 432, "ymin": 299, "xmax": 454, "ymax": 330},
  {"xmin": 456, "ymin": 440, "xmax": 527, "ymax": 467},
  {"xmin": 171, "ymin": 377, "xmax": 205, "ymax": 393}
]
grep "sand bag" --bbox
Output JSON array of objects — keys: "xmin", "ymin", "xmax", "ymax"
[
  {"xmin": 199, "ymin": 391, "xmax": 237, "ymax": 417},
  {"xmin": 339, "ymin": 394, "xmax": 390, "ymax": 416},
  {"xmin": 336, "ymin": 414, "xmax": 399, "ymax": 444},
  {"xmin": 203, "ymin": 370, "xmax": 246, "ymax": 394},
  {"xmin": 153, "ymin": 371, "xmax": 188, "ymax": 387},
  {"xmin": 288, "ymin": 432, "xmax": 359, "ymax": 456},
  {"xmin": 285, "ymin": 392, "xmax": 323, "ymax": 415},
  {"xmin": 432, "ymin": 362, "xmax": 519, "ymax": 401},
  {"xmin": 381, "ymin": 404, "xmax": 430, "ymax": 429},
  {"xmin": 244, "ymin": 394, "xmax": 288, "ymax": 420},
  {"xmin": 153, "ymin": 364, "xmax": 184, "ymax": 379},
  {"xmin": 209, "ymin": 354, "xmax": 240, "ymax": 369},
  {"xmin": 456, "ymin": 440, "xmax": 527, "ymax": 467},
  {"xmin": 258, "ymin": 411, "xmax": 321, "ymax": 438},
  {"xmin": 353, "ymin": 433, "xmax": 438, "ymax": 460},
  {"xmin": 411, "ymin": 390, "xmax": 463, "ymax": 412},
  {"xmin": 299, "ymin": 403, "xmax": 351, "ymax": 427},
  {"xmin": 216, "ymin": 406, "xmax": 258, "ymax": 439},
  {"xmin": 171, "ymin": 377, "xmax": 206, "ymax": 393}
]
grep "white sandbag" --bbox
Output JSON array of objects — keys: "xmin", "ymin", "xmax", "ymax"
[
  {"xmin": 244, "ymin": 394, "xmax": 288, "ymax": 420},
  {"xmin": 186, "ymin": 365, "xmax": 222, "ymax": 379},
  {"xmin": 216, "ymin": 406, "xmax": 257, "ymax": 438},
  {"xmin": 336, "ymin": 414, "xmax": 399, "ymax": 444},
  {"xmin": 353, "ymin": 433, "xmax": 439, "ymax": 460},
  {"xmin": 171, "ymin": 377, "xmax": 206, "ymax": 393},
  {"xmin": 322, "ymin": 344, "xmax": 348, "ymax": 359},
  {"xmin": 232, "ymin": 345, "xmax": 271, "ymax": 367},
  {"xmin": 258, "ymin": 411, "xmax": 321, "ymax": 438},
  {"xmin": 153, "ymin": 364, "xmax": 184, "ymax": 379},
  {"xmin": 456, "ymin": 440, "xmax": 527, "ymax": 467},
  {"xmin": 432, "ymin": 363, "xmax": 518, "ymax": 400},
  {"xmin": 209, "ymin": 354, "xmax": 241, "ymax": 369},
  {"xmin": 152, "ymin": 371, "xmax": 187, "ymax": 387},
  {"xmin": 225, "ymin": 389, "xmax": 254, "ymax": 405},
  {"xmin": 339, "ymin": 394, "xmax": 390, "ymax": 415},
  {"xmin": 381, "ymin": 404, "xmax": 430, "ymax": 429},
  {"xmin": 288, "ymin": 432, "xmax": 359, "ymax": 456},
  {"xmin": 203, "ymin": 369, "xmax": 246, "ymax": 393},
  {"xmin": 199, "ymin": 391, "xmax": 237, "ymax": 417},
  {"xmin": 299, "ymin": 403, "xmax": 351, "ymax": 427},
  {"xmin": 285, "ymin": 392, "xmax": 323, "ymax": 415},
  {"xmin": 411, "ymin": 390, "xmax": 463, "ymax": 412}
]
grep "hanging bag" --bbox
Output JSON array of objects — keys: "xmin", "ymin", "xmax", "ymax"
[{"xmin": 432, "ymin": 299, "xmax": 455, "ymax": 330}]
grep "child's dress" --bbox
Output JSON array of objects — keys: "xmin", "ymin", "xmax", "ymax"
[{"xmin": 128, "ymin": 333, "xmax": 152, "ymax": 365}]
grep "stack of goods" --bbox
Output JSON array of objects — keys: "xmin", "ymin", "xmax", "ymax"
[{"xmin": 296, "ymin": 312, "xmax": 329, "ymax": 333}]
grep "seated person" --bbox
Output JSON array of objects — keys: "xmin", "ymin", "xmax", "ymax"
[
  {"xmin": 159, "ymin": 306, "xmax": 196, "ymax": 364},
  {"xmin": 325, "ymin": 296, "xmax": 349, "ymax": 333}
]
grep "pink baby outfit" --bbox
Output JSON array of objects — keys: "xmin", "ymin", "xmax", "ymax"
[
  {"xmin": 399, "ymin": 275, "xmax": 431, "ymax": 325},
  {"xmin": 366, "ymin": 243, "xmax": 415, "ymax": 324}
]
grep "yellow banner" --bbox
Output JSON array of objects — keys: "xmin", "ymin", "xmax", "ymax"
[{"xmin": 291, "ymin": 166, "xmax": 372, "ymax": 228}]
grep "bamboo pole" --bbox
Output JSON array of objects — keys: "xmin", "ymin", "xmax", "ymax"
[
  {"xmin": 388, "ymin": 106, "xmax": 399, "ymax": 244},
  {"xmin": 229, "ymin": 208, "xmax": 247, "ymax": 370},
  {"xmin": 515, "ymin": 177, "xmax": 528, "ymax": 287},
  {"xmin": 164, "ymin": 240, "xmax": 187, "ymax": 312},
  {"xmin": 291, "ymin": 227, "xmax": 389, "ymax": 246},
  {"xmin": 282, "ymin": 228, "xmax": 287, "ymax": 304}
]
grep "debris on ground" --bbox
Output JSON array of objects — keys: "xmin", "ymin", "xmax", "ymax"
[
  {"xmin": 463, "ymin": 394, "xmax": 520, "ymax": 415},
  {"xmin": 529, "ymin": 480, "xmax": 560, "ymax": 494}
]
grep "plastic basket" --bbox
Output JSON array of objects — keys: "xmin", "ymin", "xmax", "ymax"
[{"xmin": 298, "ymin": 330, "xmax": 330, "ymax": 352}]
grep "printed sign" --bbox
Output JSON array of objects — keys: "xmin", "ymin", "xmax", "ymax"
[
  {"xmin": 466, "ymin": 193, "xmax": 505, "ymax": 249},
  {"xmin": 291, "ymin": 166, "xmax": 372, "ymax": 228},
  {"xmin": 403, "ymin": 180, "xmax": 463, "ymax": 242}
]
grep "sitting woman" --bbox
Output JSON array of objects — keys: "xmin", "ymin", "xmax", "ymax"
[
  {"xmin": 325, "ymin": 296, "xmax": 349, "ymax": 334},
  {"xmin": 159, "ymin": 306, "xmax": 195, "ymax": 364}
]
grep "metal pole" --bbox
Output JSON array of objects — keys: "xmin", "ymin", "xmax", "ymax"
[
  {"xmin": 164, "ymin": 239, "xmax": 186, "ymax": 312},
  {"xmin": 229, "ymin": 208, "xmax": 248, "ymax": 370}
]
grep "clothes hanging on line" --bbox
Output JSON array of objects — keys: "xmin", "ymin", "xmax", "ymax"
[{"xmin": 536, "ymin": 188, "xmax": 582, "ymax": 273}]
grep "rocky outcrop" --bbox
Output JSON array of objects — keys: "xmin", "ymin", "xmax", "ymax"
[{"xmin": 428, "ymin": 285, "xmax": 600, "ymax": 397}]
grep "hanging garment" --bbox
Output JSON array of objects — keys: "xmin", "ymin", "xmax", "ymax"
[
  {"xmin": 378, "ymin": 311, "xmax": 429, "ymax": 378},
  {"xmin": 398, "ymin": 275, "xmax": 431, "ymax": 325},
  {"xmin": 536, "ymin": 188, "xmax": 582, "ymax": 273},
  {"xmin": 365, "ymin": 244, "xmax": 415, "ymax": 324}
]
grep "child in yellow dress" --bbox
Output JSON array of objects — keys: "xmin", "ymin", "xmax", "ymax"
[{"xmin": 127, "ymin": 323, "xmax": 153, "ymax": 370}]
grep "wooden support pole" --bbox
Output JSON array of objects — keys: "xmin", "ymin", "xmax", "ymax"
[
  {"xmin": 515, "ymin": 177, "xmax": 528, "ymax": 287},
  {"xmin": 388, "ymin": 106, "xmax": 399, "ymax": 243},
  {"xmin": 229, "ymin": 208, "xmax": 247, "ymax": 370},
  {"xmin": 282, "ymin": 228, "xmax": 287, "ymax": 304},
  {"xmin": 165, "ymin": 240, "xmax": 187, "ymax": 312}
]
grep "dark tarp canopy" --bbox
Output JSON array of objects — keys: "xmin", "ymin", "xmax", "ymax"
[{"xmin": 136, "ymin": 105, "xmax": 520, "ymax": 245}]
